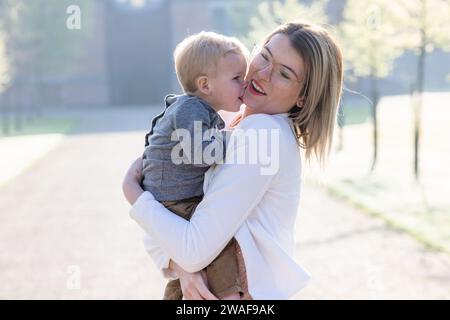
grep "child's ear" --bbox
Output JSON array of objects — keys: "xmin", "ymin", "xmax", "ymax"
[{"xmin": 196, "ymin": 76, "xmax": 211, "ymax": 95}]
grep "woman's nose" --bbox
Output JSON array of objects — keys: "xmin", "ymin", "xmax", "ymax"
[{"xmin": 257, "ymin": 63, "xmax": 273, "ymax": 81}]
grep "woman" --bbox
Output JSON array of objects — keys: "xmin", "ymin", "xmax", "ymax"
[{"xmin": 123, "ymin": 21, "xmax": 343, "ymax": 300}]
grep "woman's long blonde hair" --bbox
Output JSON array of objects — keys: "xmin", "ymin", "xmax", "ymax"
[{"xmin": 264, "ymin": 21, "xmax": 343, "ymax": 166}]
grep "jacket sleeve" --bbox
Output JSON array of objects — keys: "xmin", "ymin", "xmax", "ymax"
[{"xmin": 142, "ymin": 234, "xmax": 178, "ymax": 280}]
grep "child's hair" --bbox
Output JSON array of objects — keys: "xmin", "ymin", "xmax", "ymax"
[{"xmin": 174, "ymin": 31, "xmax": 248, "ymax": 94}]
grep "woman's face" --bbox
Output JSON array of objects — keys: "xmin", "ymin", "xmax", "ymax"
[{"xmin": 243, "ymin": 33, "xmax": 305, "ymax": 115}]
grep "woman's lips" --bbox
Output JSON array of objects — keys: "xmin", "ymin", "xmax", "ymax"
[{"xmin": 248, "ymin": 80, "xmax": 267, "ymax": 96}]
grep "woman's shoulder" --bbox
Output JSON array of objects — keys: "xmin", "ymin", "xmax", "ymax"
[
  {"xmin": 231, "ymin": 113, "xmax": 299, "ymax": 159},
  {"xmin": 238, "ymin": 113, "xmax": 295, "ymax": 142},
  {"xmin": 238, "ymin": 113, "xmax": 286, "ymax": 130}
]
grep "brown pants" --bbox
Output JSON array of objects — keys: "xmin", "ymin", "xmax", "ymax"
[{"xmin": 161, "ymin": 196, "xmax": 248, "ymax": 300}]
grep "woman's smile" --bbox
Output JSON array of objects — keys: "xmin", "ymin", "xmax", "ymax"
[{"xmin": 248, "ymin": 80, "xmax": 267, "ymax": 96}]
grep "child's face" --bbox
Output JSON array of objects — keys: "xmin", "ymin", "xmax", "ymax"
[{"xmin": 207, "ymin": 53, "xmax": 247, "ymax": 112}]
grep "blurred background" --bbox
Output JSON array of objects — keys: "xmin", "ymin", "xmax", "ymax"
[{"xmin": 0, "ymin": 0, "xmax": 449, "ymax": 299}]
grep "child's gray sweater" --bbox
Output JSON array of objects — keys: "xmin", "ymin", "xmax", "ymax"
[{"xmin": 142, "ymin": 94, "xmax": 228, "ymax": 201}]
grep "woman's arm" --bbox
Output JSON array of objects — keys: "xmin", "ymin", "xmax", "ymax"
[
  {"xmin": 122, "ymin": 157, "xmax": 145, "ymax": 205},
  {"xmin": 123, "ymin": 158, "xmax": 218, "ymax": 300},
  {"xmin": 129, "ymin": 115, "xmax": 278, "ymax": 273},
  {"xmin": 142, "ymin": 234, "xmax": 177, "ymax": 279},
  {"xmin": 123, "ymin": 158, "xmax": 175, "ymax": 277},
  {"xmin": 169, "ymin": 260, "xmax": 218, "ymax": 300}
]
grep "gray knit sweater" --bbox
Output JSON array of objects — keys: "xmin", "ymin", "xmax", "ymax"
[{"xmin": 142, "ymin": 94, "xmax": 228, "ymax": 201}]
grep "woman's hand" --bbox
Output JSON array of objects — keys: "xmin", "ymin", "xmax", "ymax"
[
  {"xmin": 122, "ymin": 157, "xmax": 144, "ymax": 205},
  {"xmin": 170, "ymin": 260, "xmax": 218, "ymax": 300}
]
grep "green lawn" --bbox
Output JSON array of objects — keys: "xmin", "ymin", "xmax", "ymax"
[
  {"xmin": 339, "ymin": 100, "xmax": 371, "ymax": 125},
  {"xmin": 0, "ymin": 116, "xmax": 78, "ymax": 187},
  {"xmin": 0, "ymin": 117, "xmax": 78, "ymax": 137},
  {"xmin": 307, "ymin": 92, "xmax": 450, "ymax": 254}
]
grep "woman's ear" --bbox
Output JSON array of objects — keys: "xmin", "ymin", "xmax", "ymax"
[
  {"xmin": 296, "ymin": 96, "xmax": 305, "ymax": 108},
  {"xmin": 196, "ymin": 76, "xmax": 211, "ymax": 95}
]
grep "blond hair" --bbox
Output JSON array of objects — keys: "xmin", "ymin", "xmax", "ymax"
[
  {"xmin": 264, "ymin": 21, "xmax": 343, "ymax": 166},
  {"xmin": 174, "ymin": 31, "xmax": 248, "ymax": 94}
]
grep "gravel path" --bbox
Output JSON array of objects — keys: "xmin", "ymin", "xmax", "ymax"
[{"xmin": 0, "ymin": 107, "xmax": 449, "ymax": 299}]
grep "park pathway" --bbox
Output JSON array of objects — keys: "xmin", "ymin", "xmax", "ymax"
[{"xmin": 0, "ymin": 106, "xmax": 449, "ymax": 299}]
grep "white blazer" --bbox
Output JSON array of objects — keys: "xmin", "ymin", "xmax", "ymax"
[{"xmin": 131, "ymin": 113, "xmax": 311, "ymax": 299}]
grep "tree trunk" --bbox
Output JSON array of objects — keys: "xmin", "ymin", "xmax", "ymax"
[
  {"xmin": 1, "ymin": 91, "xmax": 11, "ymax": 135},
  {"xmin": 337, "ymin": 103, "xmax": 345, "ymax": 152},
  {"xmin": 369, "ymin": 73, "xmax": 379, "ymax": 173},
  {"xmin": 414, "ymin": 35, "xmax": 426, "ymax": 181},
  {"xmin": 12, "ymin": 84, "xmax": 22, "ymax": 132},
  {"xmin": 34, "ymin": 75, "xmax": 44, "ymax": 118}
]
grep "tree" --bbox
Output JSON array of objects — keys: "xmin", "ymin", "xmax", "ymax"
[
  {"xmin": 244, "ymin": 0, "xmax": 359, "ymax": 156},
  {"xmin": 0, "ymin": 15, "xmax": 10, "ymax": 92},
  {"xmin": 384, "ymin": 0, "xmax": 450, "ymax": 180},
  {"xmin": 7, "ymin": 0, "xmax": 92, "ymax": 75},
  {"xmin": 3, "ymin": 0, "xmax": 92, "ymax": 113},
  {"xmin": 245, "ymin": 0, "xmax": 329, "ymax": 48},
  {"xmin": 339, "ymin": 0, "xmax": 403, "ymax": 172},
  {"xmin": 0, "ymin": 1, "xmax": 11, "ymax": 134}
]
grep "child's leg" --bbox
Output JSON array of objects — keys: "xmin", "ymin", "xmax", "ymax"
[
  {"xmin": 205, "ymin": 238, "xmax": 244, "ymax": 300},
  {"xmin": 235, "ymin": 241, "xmax": 253, "ymax": 300},
  {"xmin": 160, "ymin": 197, "xmax": 202, "ymax": 300},
  {"xmin": 163, "ymin": 279, "xmax": 183, "ymax": 300}
]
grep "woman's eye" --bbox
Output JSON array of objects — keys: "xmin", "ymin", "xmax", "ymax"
[
  {"xmin": 280, "ymin": 71, "xmax": 290, "ymax": 80},
  {"xmin": 261, "ymin": 52, "xmax": 269, "ymax": 61},
  {"xmin": 233, "ymin": 76, "xmax": 241, "ymax": 80}
]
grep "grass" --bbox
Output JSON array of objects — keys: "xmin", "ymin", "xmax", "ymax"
[
  {"xmin": 0, "ymin": 117, "xmax": 78, "ymax": 137},
  {"xmin": 340, "ymin": 102, "xmax": 371, "ymax": 125},
  {"xmin": 308, "ymin": 92, "xmax": 450, "ymax": 254},
  {"xmin": 0, "ymin": 116, "xmax": 79, "ymax": 187},
  {"xmin": 339, "ymin": 93, "xmax": 372, "ymax": 125},
  {"xmin": 326, "ymin": 178, "xmax": 450, "ymax": 254}
]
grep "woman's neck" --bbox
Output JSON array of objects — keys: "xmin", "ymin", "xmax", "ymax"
[
  {"xmin": 242, "ymin": 105, "xmax": 292, "ymax": 118},
  {"xmin": 242, "ymin": 105, "xmax": 258, "ymax": 119}
]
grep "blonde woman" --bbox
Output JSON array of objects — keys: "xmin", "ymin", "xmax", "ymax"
[{"xmin": 123, "ymin": 21, "xmax": 343, "ymax": 300}]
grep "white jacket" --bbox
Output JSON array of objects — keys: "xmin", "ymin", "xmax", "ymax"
[{"xmin": 131, "ymin": 113, "xmax": 311, "ymax": 299}]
